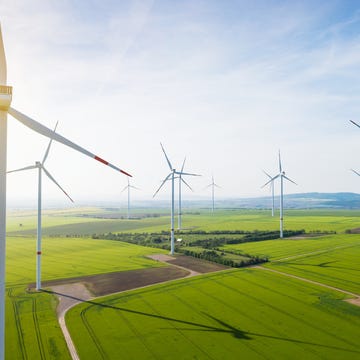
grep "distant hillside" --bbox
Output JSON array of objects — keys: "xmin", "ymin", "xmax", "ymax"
[{"xmin": 212, "ymin": 192, "xmax": 360, "ymax": 209}]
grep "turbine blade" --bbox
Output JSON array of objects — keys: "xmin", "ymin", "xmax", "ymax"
[
  {"xmin": 121, "ymin": 185, "xmax": 129, "ymax": 193},
  {"xmin": 130, "ymin": 185, "xmax": 140, "ymax": 190},
  {"xmin": 0, "ymin": 24, "xmax": 7, "ymax": 85},
  {"xmin": 180, "ymin": 157, "xmax": 186, "ymax": 173},
  {"xmin": 42, "ymin": 121, "xmax": 59, "ymax": 164},
  {"xmin": 176, "ymin": 171, "xmax": 200, "ymax": 177},
  {"xmin": 153, "ymin": 173, "xmax": 172, "ymax": 198},
  {"xmin": 160, "ymin": 143, "xmax": 173, "ymax": 170},
  {"xmin": 261, "ymin": 174, "xmax": 280, "ymax": 188},
  {"xmin": 283, "ymin": 175, "xmax": 297, "ymax": 185},
  {"xmin": 350, "ymin": 120, "xmax": 360, "ymax": 128},
  {"xmin": 8, "ymin": 107, "xmax": 131, "ymax": 177},
  {"xmin": 42, "ymin": 167, "xmax": 74, "ymax": 202},
  {"xmin": 351, "ymin": 169, "xmax": 360, "ymax": 176},
  {"xmin": 214, "ymin": 183, "xmax": 221, "ymax": 188},
  {"xmin": 181, "ymin": 177, "xmax": 193, "ymax": 192},
  {"xmin": 7, "ymin": 165, "xmax": 37, "ymax": 174},
  {"xmin": 278, "ymin": 150, "xmax": 282, "ymax": 172},
  {"xmin": 262, "ymin": 169, "xmax": 272, "ymax": 179}
]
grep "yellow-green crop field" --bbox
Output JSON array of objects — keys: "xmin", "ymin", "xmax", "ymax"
[
  {"xmin": 67, "ymin": 269, "xmax": 360, "ymax": 360},
  {"xmin": 4, "ymin": 207, "xmax": 360, "ymax": 359}
]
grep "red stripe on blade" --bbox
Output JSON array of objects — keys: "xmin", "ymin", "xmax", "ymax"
[
  {"xmin": 121, "ymin": 170, "xmax": 132, "ymax": 177},
  {"xmin": 37, "ymin": 251, "xmax": 42, "ymax": 255},
  {"xmin": 94, "ymin": 156, "xmax": 109, "ymax": 165}
]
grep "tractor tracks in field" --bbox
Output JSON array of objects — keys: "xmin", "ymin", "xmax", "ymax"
[
  {"xmin": 273, "ymin": 243, "xmax": 360, "ymax": 263},
  {"xmin": 255, "ymin": 266, "xmax": 360, "ymax": 305},
  {"xmin": 7, "ymin": 287, "xmax": 46, "ymax": 360},
  {"xmin": 52, "ymin": 256, "xmax": 214, "ymax": 360}
]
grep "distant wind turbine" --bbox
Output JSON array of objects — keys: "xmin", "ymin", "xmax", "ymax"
[
  {"xmin": 262, "ymin": 151, "xmax": 297, "ymax": 238},
  {"xmin": 153, "ymin": 143, "xmax": 199, "ymax": 255},
  {"xmin": 262, "ymin": 170, "xmax": 275, "ymax": 217},
  {"xmin": 121, "ymin": 177, "xmax": 140, "ymax": 219},
  {"xmin": 7, "ymin": 122, "xmax": 74, "ymax": 290},
  {"xmin": 0, "ymin": 25, "xmax": 131, "ymax": 359},
  {"xmin": 205, "ymin": 175, "xmax": 221, "ymax": 213}
]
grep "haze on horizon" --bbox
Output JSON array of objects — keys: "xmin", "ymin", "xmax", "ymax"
[{"xmin": 1, "ymin": 0, "xmax": 360, "ymax": 207}]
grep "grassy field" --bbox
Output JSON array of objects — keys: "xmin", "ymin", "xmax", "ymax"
[
  {"xmin": 67, "ymin": 268, "xmax": 360, "ymax": 360},
  {"xmin": 5, "ymin": 235, "xmax": 168, "ymax": 360},
  {"xmin": 220, "ymin": 234, "xmax": 360, "ymax": 260},
  {"xmin": 4, "ymin": 207, "xmax": 360, "ymax": 359},
  {"xmin": 7, "ymin": 208, "xmax": 360, "ymax": 236}
]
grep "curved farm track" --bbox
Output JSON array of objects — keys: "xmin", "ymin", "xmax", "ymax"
[{"xmin": 37, "ymin": 255, "xmax": 229, "ymax": 360}]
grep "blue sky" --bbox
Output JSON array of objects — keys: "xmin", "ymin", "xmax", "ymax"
[{"xmin": 1, "ymin": 0, "xmax": 360, "ymax": 206}]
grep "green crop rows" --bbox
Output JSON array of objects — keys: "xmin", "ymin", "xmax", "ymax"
[
  {"xmin": 4, "ymin": 208, "xmax": 360, "ymax": 359},
  {"xmin": 67, "ymin": 268, "xmax": 360, "ymax": 360}
]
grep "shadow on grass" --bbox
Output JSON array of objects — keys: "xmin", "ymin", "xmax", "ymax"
[{"xmin": 43, "ymin": 289, "xmax": 360, "ymax": 354}]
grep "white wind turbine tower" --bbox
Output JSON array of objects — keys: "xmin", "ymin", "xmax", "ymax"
[
  {"xmin": 153, "ymin": 143, "xmax": 199, "ymax": 255},
  {"xmin": 262, "ymin": 170, "xmax": 275, "ymax": 217},
  {"xmin": 121, "ymin": 177, "xmax": 140, "ymax": 219},
  {"xmin": 262, "ymin": 151, "xmax": 297, "ymax": 238},
  {"xmin": 0, "ymin": 25, "xmax": 131, "ymax": 360},
  {"xmin": 7, "ymin": 122, "xmax": 74, "ymax": 291},
  {"xmin": 205, "ymin": 175, "xmax": 221, "ymax": 213}
]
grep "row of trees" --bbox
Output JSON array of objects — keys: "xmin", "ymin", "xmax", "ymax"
[{"xmin": 179, "ymin": 249, "xmax": 268, "ymax": 267}]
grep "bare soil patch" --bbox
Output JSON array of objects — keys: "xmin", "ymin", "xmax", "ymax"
[
  {"xmin": 345, "ymin": 297, "xmax": 360, "ymax": 306},
  {"xmin": 32, "ymin": 266, "xmax": 189, "ymax": 297}
]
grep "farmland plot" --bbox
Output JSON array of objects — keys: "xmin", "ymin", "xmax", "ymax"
[
  {"xmin": 221, "ymin": 234, "xmax": 360, "ymax": 261},
  {"xmin": 67, "ymin": 268, "xmax": 360, "ymax": 360},
  {"xmin": 5, "ymin": 236, "xmax": 168, "ymax": 359}
]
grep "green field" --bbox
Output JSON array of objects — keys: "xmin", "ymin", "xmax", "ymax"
[
  {"xmin": 5, "ymin": 234, "xmax": 168, "ymax": 360},
  {"xmin": 221, "ymin": 234, "xmax": 360, "ymax": 260},
  {"xmin": 4, "ymin": 207, "xmax": 360, "ymax": 359},
  {"xmin": 67, "ymin": 268, "xmax": 360, "ymax": 360},
  {"xmin": 7, "ymin": 208, "xmax": 360, "ymax": 236}
]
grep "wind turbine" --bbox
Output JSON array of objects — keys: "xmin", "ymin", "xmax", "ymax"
[
  {"xmin": 177, "ymin": 157, "xmax": 199, "ymax": 230},
  {"xmin": 351, "ymin": 169, "xmax": 360, "ymax": 176},
  {"xmin": 262, "ymin": 151, "xmax": 297, "ymax": 238},
  {"xmin": 121, "ymin": 177, "xmax": 140, "ymax": 219},
  {"xmin": 7, "ymin": 122, "xmax": 74, "ymax": 290},
  {"xmin": 205, "ymin": 175, "xmax": 221, "ymax": 213},
  {"xmin": 262, "ymin": 170, "xmax": 275, "ymax": 217},
  {"xmin": 0, "ymin": 25, "xmax": 131, "ymax": 360},
  {"xmin": 153, "ymin": 143, "xmax": 199, "ymax": 255}
]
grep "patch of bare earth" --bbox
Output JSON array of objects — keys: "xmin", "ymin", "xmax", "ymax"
[
  {"xmin": 35, "ymin": 266, "xmax": 189, "ymax": 297},
  {"xmin": 39, "ymin": 255, "xmax": 229, "ymax": 360},
  {"xmin": 346, "ymin": 298, "xmax": 360, "ymax": 306}
]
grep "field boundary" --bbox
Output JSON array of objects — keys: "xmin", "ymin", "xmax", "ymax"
[
  {"xmin": 256, "ymin": 266, "xmax": 360, "ymax": 305},
  {"xmin": 51, "ymin": 254, "xmax": 229, "ymax": 360},
  {"xmin": 273, "ymin": 243, "xmax": 360, "ymax": 262}
]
